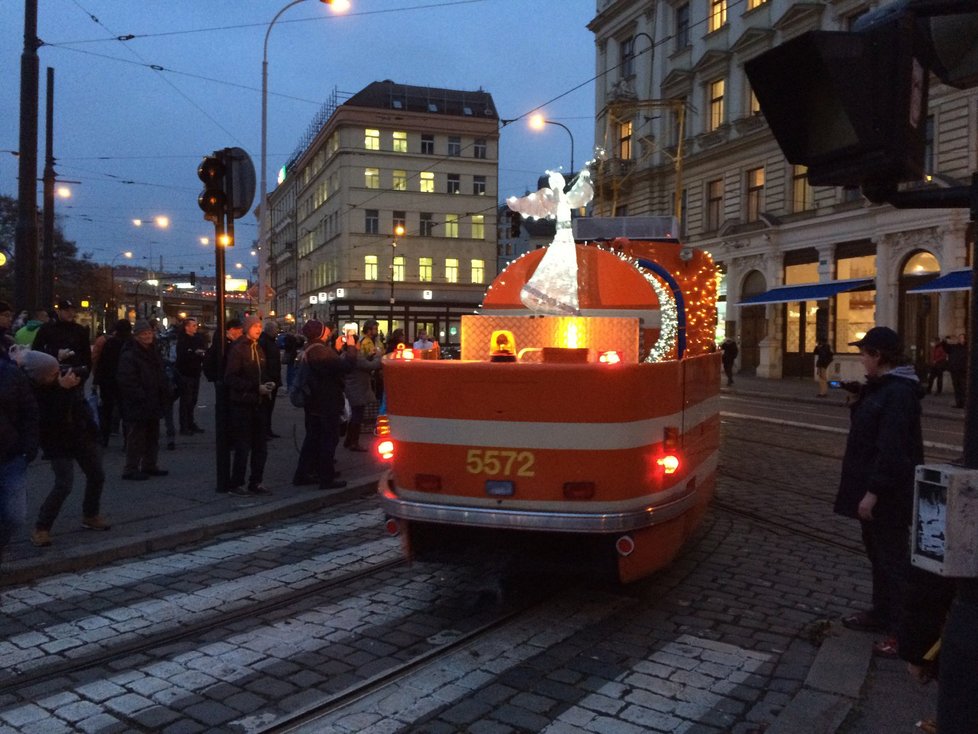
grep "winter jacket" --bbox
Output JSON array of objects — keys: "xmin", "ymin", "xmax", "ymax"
[
  {"xmin": 834, "ymin": 365, "xmax": 924, "ymax": 527},
  {"xmin": 116, "ymin": 339, "xmax": 169, "ymax": 422},
  {"xmin": 93, "ymin": 334, "xmax": 127, "ymax": 389},
  {"xmin": 0, "ymin": 358, "xmax": 39, "ymax": 463},
  {"xmin": 175, "ymin": 330, "xmax": 207, "ymax": 377},
  {"xmin": 224, "ymin": 336, "xmax": 269, "ymax": 405},
  {"xmin": 304, "ymin": 341, "xmax": 354, "ymax": 417},
  {"xmin": 343, "ymin": 346, "xmax": 381, "ymax": 408},
  {"xmin": 32, "ymin": 319, "xmax": 92, "ymax": 371},
  {"xmin": 814, "ymin": 343, "xmax": 834, "ymax": 369},
  {"xmin": 258, "ymin": 331, "xmax": 282, "ymax": 387},
  {"xmin": 34, "ymin": 382, "xmax": 97, "ymax": 459}
]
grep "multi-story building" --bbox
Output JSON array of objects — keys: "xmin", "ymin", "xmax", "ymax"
[
  {"xmin": 588, "ymin": 0, "xmax": 976, "ymax": 379},
  {"xmin": 266, "ymin": 81, "xmax": 500, "ymax": 348}
]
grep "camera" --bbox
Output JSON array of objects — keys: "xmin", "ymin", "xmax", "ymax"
[{"xmin": 60, "ymin": 365, "xmax": 90, "ymax": 380}]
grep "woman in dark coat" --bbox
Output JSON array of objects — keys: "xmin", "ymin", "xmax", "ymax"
[
  {"xmin": 116, "ymin": 320, "xmax": 170, "ymax": 480},
  {"xmin": 836, "ymin": 326, "xmax": 923, "ymax": 656}
]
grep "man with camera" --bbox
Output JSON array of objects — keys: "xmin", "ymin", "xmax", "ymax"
[{"xmin": 32, "ymin": 300, "xmax": 91, "ymax": 382}]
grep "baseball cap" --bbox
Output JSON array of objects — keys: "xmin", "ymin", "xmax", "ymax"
[
  {"xmin": 56, "ymin": 299, "xmax": 75, "ymax": 310},
  {"xmin": 849, "ymin": 326, "xmax": 901, "ymax": 352}
]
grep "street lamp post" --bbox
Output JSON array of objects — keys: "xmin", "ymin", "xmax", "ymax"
[
  {"xmin": 259, "ymin": 0, "xmax": 350, "ymax": 319},
  {"xmin": 529, "ymin": 114, "xmax": 575, "ymax": 174},
  {"xmin": 108, "ymin": 250, "xmax": 133, "ymax": 323}
]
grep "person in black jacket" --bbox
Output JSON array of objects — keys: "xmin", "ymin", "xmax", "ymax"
[
  {"xmin": 258, "ymin": 320, "xmax": 282, "ymax": 439},
  {"xmin": 836, "ymin": 326, "xmax": 923, "ymax": 658},
  {"xmin": 19, "ymin": 350, "xmax": 109, "ymax": 548},
  {"xmin": 720, "ymin": 337, "xmax": 738, "ymax": 386},
  {"xmin": 224, "ymin": 315, "xmax": 273, "ymax": 496},
  {"xmin": 116, "ymin": 320, "xmax": 170, "ymax": 481},
  {"xmin": 92, "ymin": 319, "xmax": 131, "ymax": 447},
  {"xmin": 202, "ymin": 319, "xmax": 243, "ymax": 383},
  {"xmin": 32, "ymin": 299, "xmax": 92, "ymax": 379},
  {"xmin": 293, "ymin": 320, "xmax": 355, "ymax": 489},
  {"xmin": 944, "ymin": 333, "xmax": 967, "ymax": 408},
  {"xmin": 0, "ymin": 351, "xmax": 39, "ymax": 562},
  {"xmin": 175, "ymin": 317, "xmax": 207, "ymax": 435}
]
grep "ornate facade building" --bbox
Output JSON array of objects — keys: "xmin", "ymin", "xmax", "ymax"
[
  {"xmin": 266, "ymin": 81, "xmax": 499, "ymax": 348},
  {"xmin": 588, "ymin": 0, "xmax": 976, "ymax": 379}
]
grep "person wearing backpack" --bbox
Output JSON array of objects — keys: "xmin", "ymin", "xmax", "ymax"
[{"xmin": 292, "ymin": 320, "xmax": 355, "ymax": 489}]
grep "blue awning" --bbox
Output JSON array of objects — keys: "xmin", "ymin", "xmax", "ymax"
[
  {"xmin": 907, "ymin": 269, "xmax": 972, "ymax": 293},
  {"xmin": 736, "ymin": 278, "xmax": 874, "ymax": 306}
]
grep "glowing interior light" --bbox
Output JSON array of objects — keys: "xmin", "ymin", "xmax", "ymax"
[
  {"xmin": 598, "ymin": 350, "xmax": 621, "ymax": 364},
  {"xmin": 564, "ymin": 320, "xmax": 580, "ymax": 349},
  {"xmin": 657, "ymin": 454, "xmax": 680, "ymax": 474},
  {"xmin": 377, "ymin": 440, "xmax": 395, "ymax": 460},
  {"xmin": 401, "ymin": 348, "xmax": 415, "ymax": 361}
]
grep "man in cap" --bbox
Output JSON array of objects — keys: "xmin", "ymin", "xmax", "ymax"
[
  {"xmin": 835, "ymin": 326, "xmax": 923, "ymax": 658},
  {"xmin": 33, "ymin": 299, "xmax": 92, "ymax": 378},
  {"xmin": 224, "ymin": 315, "xmax": 273, "ymax": 496},
  {"xmin": 116, "ymin": 320, "xmax": 170, "ymax": 480}
]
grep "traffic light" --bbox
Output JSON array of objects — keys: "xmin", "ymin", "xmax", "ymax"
[
  {"xmin": 745, "ymin": 15, "xmax": 930, "ymax": 188},
  {"xmin": 197, "ymin": 154, "xmax": 227, "ymax": 223}
]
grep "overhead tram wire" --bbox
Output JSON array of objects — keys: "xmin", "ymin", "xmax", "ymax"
[
  {"xmin": 49, "ymin": 0, "xmax": 493, "ymax": 45},
  {"xmin": 65, "ymin": 0, "xmax": 243, "ymax": 145}
]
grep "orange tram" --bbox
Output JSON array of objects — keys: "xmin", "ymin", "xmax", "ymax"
[{"xmin": 376, "ymin": 218, "xmax": 720, "ymax": 583}]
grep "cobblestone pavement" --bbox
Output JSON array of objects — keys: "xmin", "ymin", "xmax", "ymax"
[{"xmin": 0, "ymin": 407, "xmax": 938, "ymax": 733}]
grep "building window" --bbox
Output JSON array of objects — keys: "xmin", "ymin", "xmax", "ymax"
[
  {"xmin": 471, "ymin": 259, "xmax": 485, "ymax": 284},
  {"xmin": 392, "ymin": 169, "xmax": 407, "ymax": 191},
  {"xmin": 836, "ymin": 252, "xmax": 877, "ymax": 352},
  {"xmin": 364, "ymin": 255, "xmax": 378, "ymax": 280},
  {"xmin": 364, "ymin": 167, "xmax": 380, "ymax": 189},
  {"xmin": 364, "ymin": 128, "xmax": 380, "ymax": 150},
  {"xmin": 675, "ymin": 4, "xmax": 690, "ymax": 50},
  {"xmin": 420, "ymin": 212, "xmax": 435, "ymax": 236},
  {"xmin": 445, "ymin": 214, "xmax": 459, "ymax": 238},
  {"xmin": 365, "ymin": 209, "xmax": 379, "ymax": 234},
  {"xmin": 471, "ymin": 214, "xmax": 485, "ymax": 240},
  {"xmin": 421, "ymin": 134, "xmax": 434, "ymax": 155},
  {"xmin": 419, "ymin": 257, "xmax": 433, "ymax": 282},
  {"xmin": 618, "ymin": 120, "xmax": 633, "ymax": 159},
  {"xmin": 447, "ymin": 174, "xmax": 461, "ymax": 194},
  {"xmin": 620, "ymin": 36, "xmax": 635, "ymax": 78},
  {"xmin": 474, "ymin": 139, "xmax": 487, "ymax": 159},
  {"xmin": 706, "ymin": 178, "xmax": 723, "ymax": 230},
  {"xmin": 393, "ymin": 211, "xmax": 406, "ymax": 234},
  {"xmin": 420, "ymin": 171, "xmax": 434, "ymax": 193},
  {"xmin": 473, "ymin": 175, "xmax": 487, "ymax": 195},
  {"xmin": 747, "ymin": 0, "xmax": 767, "ymax": 9},
  {"xmin": 392, "ymin": 131, "xmax": 407, "ymax": 153},
  {"xmin": 749, "ymin": 88, "xmax": 761, "ymax": 116},
  {"xmin": 792, "ymin": 165, "xmax": 813, "ymax": 212},
  {"xmin": 392, "ymin": 255, "xmax": 405, "ymax": 282},
  {"xmin": 745, "ymin": 167, "xmax": 764, "ymax": 222},
  {"xmin": 708, "ymin": 0, "xmax": 727, "ymax": 32},
  {"xmin": 445, "ymin": 258, "xmax": 459, "ymax": 283},
  {"xmin": 708, "ymin": 79, "xmax": 725, "ymax": 132},
  {"xmin": 448, "ymin": 136, "xmax": 462, "ymax": 156}
]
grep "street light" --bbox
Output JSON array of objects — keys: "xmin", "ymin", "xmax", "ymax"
[
  {"xmin": 389, "ymin": 224, "xmax": 405, "ymax": 334},
  {"xmin": 259, "ymin": 0, "xmax": 351, "ymax": 318},
  {"xmin": 529, "ymin": 114, "xmax": 575, "ymax": 174}
]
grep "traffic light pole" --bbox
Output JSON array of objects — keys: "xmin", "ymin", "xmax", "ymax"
[{"xmin": 213, "ymin": 204, "xmax": 229, "ymax": 494}]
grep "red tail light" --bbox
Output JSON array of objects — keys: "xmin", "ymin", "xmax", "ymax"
[
  {"xmin": 377, "ymin": 440, "xmax": 394, "ymax": 460},
  {"xmin": 656, "ymin": 454, "xmax": 680, "ymax": 474}
]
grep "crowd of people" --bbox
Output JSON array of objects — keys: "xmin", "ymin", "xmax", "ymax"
[{"xmin": 0, "ymin": 299, "xmax": 415, "ymax": 557}]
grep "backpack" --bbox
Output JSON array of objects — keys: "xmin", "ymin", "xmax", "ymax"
[{"xmin": 289, "ymin": 343, "xmax": 324, "ymax": 408}]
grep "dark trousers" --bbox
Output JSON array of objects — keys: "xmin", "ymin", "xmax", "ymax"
[
  {"xmin": 38, "ymin": 439, "xmax": 105, "ymax": 530},
  {"xmin": 124, "ymin": 419, "xmax": 161, "ymax": 474},
  {"xmin": 229, "ymin": 402, "xmax": 267, "ymax": 489},
  {"xmin": 178, "ymin": 372, "xmax": 201, "ymax": 431},
  {"xmin": 722, "ymin": 360, "xmax": 735, "ymax": 385},
  {"xmin": 296, "ymin": 409, "xmax": 340, "ymax": 482},
  {"xmin": 860, "ymin": 519, "xmax": 910, "ymax": 635},
  {"xmin": 98, "ymin": 387, "xmax": 120, "ymax": 446},
  {"xmin": 263, "ymin": 388, "xmax": 278, "ymax": 436},
  {"xmin": 950, "ymin": 368, "xmax": 966, "ymax": 407},
  {"xmin": 939, "ymin": 591, "xmax": 978, "ymax": 732},
  {"xmin": 927, "ymin": 365, "xmax": 945, "ymax": 395}
]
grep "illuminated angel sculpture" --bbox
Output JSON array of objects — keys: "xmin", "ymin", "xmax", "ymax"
[{"xmin": 506, "ymin": 169, "xmax": 593, "ymax": 315}]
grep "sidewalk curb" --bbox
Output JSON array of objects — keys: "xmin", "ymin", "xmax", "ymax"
[
  {"xmin": 1, "ymin": 474, "xmax": 382, "ymax": 587},
  {"xmin": 767, "ymin": 628, "xmax": 874, "ymax": 734},
  {"xmin": 724, "ymin": 385, "xmax": 964, "ymax": 421}
]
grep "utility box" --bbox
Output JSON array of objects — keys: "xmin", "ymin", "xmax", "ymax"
[{"xmin": 912, "ymin": 464, "xmax": 978, "ymax": 577}]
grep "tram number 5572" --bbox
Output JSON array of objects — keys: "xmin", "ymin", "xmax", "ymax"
[{"xmin": 465, "ymin": 449, "xmax": 535, "ymax": 477}]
